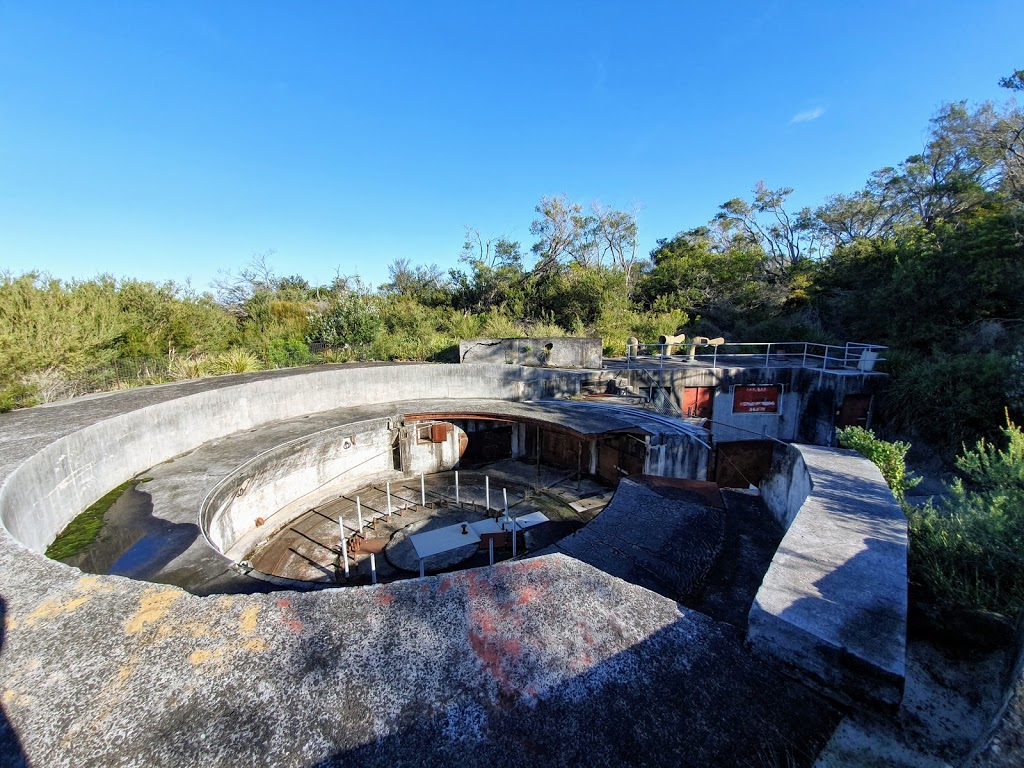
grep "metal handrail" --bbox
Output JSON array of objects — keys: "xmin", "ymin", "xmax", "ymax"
[
  {"xmin": 623, "ymin": 340, "xmax": 887, "ymax": 372},
  {"xmin": 630, "ymin": 366, "xmax": 685, "ymax": 418}
]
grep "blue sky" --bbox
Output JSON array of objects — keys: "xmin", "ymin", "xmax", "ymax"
[{"xmin": 1, "ymin": 1, "xmax": 1020, "ymax": 292}]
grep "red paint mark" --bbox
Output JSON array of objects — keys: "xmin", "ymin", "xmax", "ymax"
[
  {"xmin": 503, "ymin": 639, "xmax": 521, "ymax": 655},
  {"xmin": 516, "ymin": 587, "xmax": 538, "ymax": 605},
  {"xmin": 477, "ymin": 613, "xmax": 497, "ymax": 633},
  {"xmin": 527, "ymin": 685, "xmax": 537, "ymax": 697},
  {"xmin": 438, "ymin": 577, "xmax": 453, "ymax": 595},
  {"xmin": 468, "ymin": 630, "xmax": 508, "ymax": 686},
  {"xmin": 276, "ymin": 599, "xmax": 304, "ymax": 634},
  {"xmin": 376, "ymin": 592, "xmax": 395, "ymax": 606}
]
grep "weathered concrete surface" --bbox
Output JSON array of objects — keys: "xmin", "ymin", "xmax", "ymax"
[
  {"xmin": 0, "ymin": 365, "xmax": 845, "ymax": 766},
  {"xmin": 545, "ymin": 477, "xmax": 725, "ymax": 601},
  {"xmin": 460, "ymin": 337, "xmax": 603, "ymax": 369},
  {"xmin": 818, "ymin": 637, "xmax": 1013, "ymax": 768},
  {"xmin": 750, "ymin": 443, "xmax": 908, "ymax": 709},
  {"xmin": 0, "ymin": 556, "xmax": 841, "ymax": 767}
]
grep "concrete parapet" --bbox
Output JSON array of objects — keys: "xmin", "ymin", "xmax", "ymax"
[
  {"xmin": 459, "ymin": 337, "xmax": 603, "ymax": 368},
  {"xmin": 1, "ymin": 364, "xmax": 580, "ymax": 555},
  {"xmin": 749, "ymin": 443, "xmax": 908, "ymax": 709}
]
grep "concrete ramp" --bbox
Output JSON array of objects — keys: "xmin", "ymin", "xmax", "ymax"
[{"xmin": 544, "ymin": 477, "xmax": 725, "ymax": 600}]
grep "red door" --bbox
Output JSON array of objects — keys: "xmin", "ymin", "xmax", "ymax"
[{"xmin": 682, "ymin": 387, "xmax": 714, "ymax": 418}]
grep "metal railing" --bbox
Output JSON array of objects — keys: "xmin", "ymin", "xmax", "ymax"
[
  {"xmin": 622, "ymin": 340, "xmax": 887, "ymax": 373},
  {"xmin": 629, "ymin": 366, "xmax": 685, "ymax": 418}
]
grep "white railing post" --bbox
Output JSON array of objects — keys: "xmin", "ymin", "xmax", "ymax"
[
  {"xmin": 339, "ymin": 515, "xmax": 349, "ymax": 579},
  {"xmin": 356, "ymin": 497, "xmax": 364, "ymax": 534},
  {"xmin": 765, "ymin": 342, "xmax": 771, "ymax": 367},
  {"xmin": 386, "ymin": 481, "xmax": 392, "ymax": 519},
  {"xmin": 420, "ymin": 473, "xmax": 426, "ymax": 507},
  {"xmin": 370, "ymin": 554, "xmax": 377, "ymax": 585},
  {"xmin": 455, "ymin": 471, "xmax": 460, "ymax": 506},
  {"xmin": 485, "ymin": 475, "xmax": 490, "ymax": 512}
]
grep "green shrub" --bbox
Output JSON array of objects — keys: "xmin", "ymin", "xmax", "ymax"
[
  {"xmin": 836, "ymin": 426, "xmax": 919, "ymax": 501},
  {"xmin": 480, "ymin": 310, "xmax": 522, "ymax": 338},
  {"xmin": 168, "ymin": 353, "xmax": 214, "ymax": 380},
  {"xmin": 265, "ymin": 338, "xmax": 313, "ymax": 368},
  {"xmin": 306, "ymin": 294, "xmax": 381, "ymax": 347},
  {"xmin": 906, "ymin": 416, "xmax": 1024, "ymax": 615},
  {"xmin": 0, "ymin": 382, "xmax": 38, "ymax": 413}
]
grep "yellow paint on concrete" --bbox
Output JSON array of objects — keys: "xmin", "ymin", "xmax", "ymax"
[
  {"xmin": 23, "ymin": 575, "xmax": 117, "ymax": 626},
  {"xmin": 125, "ymin": 589, "xmax": 181, "ymax": 635},
  {"xmin": 3, "ymin": 689, "xmax": 30, "ymax": 707},
  {"xmin": 239, "ymin": 605, "xmax": 260, "ymax": 635},
  {"xmin": 242, "ymin": 638, "xmax": 268, "ymax": 653},
  {"xmin": 188, "ymin": 647, "xmax": 225, "ymax": 666}
]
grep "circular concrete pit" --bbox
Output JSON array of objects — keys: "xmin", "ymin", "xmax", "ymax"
[{"xmin": 0, "ymin": 363, "xmax": 912, "ymax": 766}]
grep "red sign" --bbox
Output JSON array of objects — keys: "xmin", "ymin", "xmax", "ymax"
[{"xmin": 733, "ymin": 385, "xmax": 781, "ymax": 414}]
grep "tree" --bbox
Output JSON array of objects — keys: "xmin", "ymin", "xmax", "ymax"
[
  {"xmin": 451, "ymin": 227, "xmax": 527, "ymax": 313},
  {"xmin": 383, "ymin": 259, "xmax": 451, "ymax": 306},
  {"xmin": 529, "ymin": 195, "xmax": 596, "ymax": 274},
  {"xmin": 713, "ymin": 181, "xmax": 819, "ymax": 278},
  {"xmin": 593, "ymin": 202, "xmax": 641, "ymax": 292},
  {"xmin": 886, "ymin": 102, "xmax": 1005, "ymax": 230},
  {"xmin": 638, "ymin": 227, "xmax": 768, "ymax": 316},
  {"xmin": 212, "ymin": 250, "xmax": 279, "ymax": 309},
  {"xmin": 814, "ymin": 168, "xmax": 910, "ymax": 249}
]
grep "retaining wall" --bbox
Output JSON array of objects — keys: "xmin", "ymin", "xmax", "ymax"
[
  {"xmin": 750, "ymin": 442, "xmax": 908, "ymax": 709},
  {"xmin": 203, "ymin": 418, "xmax": 465, "ymax": 559}
]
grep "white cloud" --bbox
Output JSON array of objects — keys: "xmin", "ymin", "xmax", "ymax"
[{"xmin": 790, "ymin": 106, "xmax": 825, "ymax": 124}]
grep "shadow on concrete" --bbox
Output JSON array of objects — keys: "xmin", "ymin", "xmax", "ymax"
[
  {"xmin": 63, "ymin": 483, "xmax": 199, "ymax": 582},
  {"xmin": 0, "ymin": 597, "xmax": 30, "ymax": 768},
  {"xmin": 283, "ymin": 600, "xmax": 842, "ymax": 768}
]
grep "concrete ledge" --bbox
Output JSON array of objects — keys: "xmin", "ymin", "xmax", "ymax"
[
  {"xmin": 459, "ymin": 337, "xmax": 603, "ymax": 368},
  {"xmin": 749, "ymin": 443, "xmax": 908, "ymax": 709}
]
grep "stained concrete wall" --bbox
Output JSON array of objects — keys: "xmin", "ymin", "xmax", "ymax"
[
  {"xmin": 203, "ymin": 419, "xmax": 466, "ymax": 560},
  {"xmin": 460, "ymin": 337, "xmax": 603, "ymax": 369},
  {"xmin": 1, "ymin": 364, "xmax": 580, "ymax": 554},
  {"xmin": 750, "ymin": 443, "xmax": 908, "ymax": 710},
  {"xmin": 633, "ymin": 366, "xmax": 886, "ymax": 445},
  {"xmin": 646, "ymin": 433, "xmax": 710, "ymax": 481}
]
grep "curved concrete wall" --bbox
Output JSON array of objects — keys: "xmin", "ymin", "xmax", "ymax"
[
  {"xmin": 0, "ymin": 364, "xmax": 580, "ymax": 554},
  {"xmin": 202, "ymin": 418, "xmax": 465, "ymax": 558},
  {"xmin": 751, "ymin": 442, "xmax": 908, "ymax": 709}
]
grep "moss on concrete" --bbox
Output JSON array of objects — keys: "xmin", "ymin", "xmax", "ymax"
[{"xmin": 45, "ymin": 481, "xmax": 132, "ymax": 560}]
